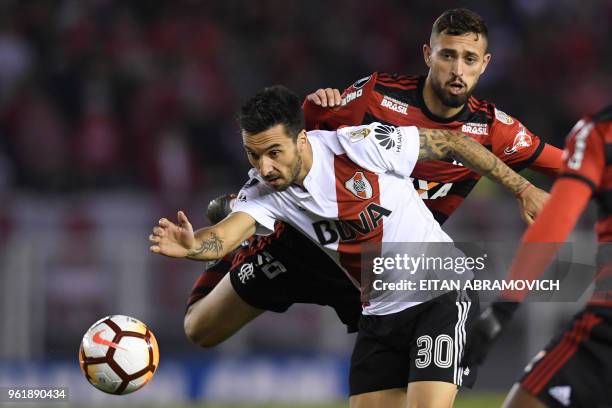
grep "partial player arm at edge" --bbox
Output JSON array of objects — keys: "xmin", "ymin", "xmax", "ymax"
[
  {"xmin": 528, "ymin": 143, "xmax": 564, "ymax": 177},
  {"xmin": 149, "ymin": 211, "xmax": 256, "ymax": 261},
  {"xmin": 461, "ymin": 177, "xmax": 592, "ymax": 366},
  {"xmin": 416, "ymin": 128, "xmax": 531, "ymax": 195},
  {"xmin": 501, "ymin": 177, "xmax": 593, "ymax": 301}
]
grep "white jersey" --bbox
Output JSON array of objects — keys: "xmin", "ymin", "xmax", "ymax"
[{"xmin": 233, "ymin": 122, "xmax": 459, "ymax": 315}]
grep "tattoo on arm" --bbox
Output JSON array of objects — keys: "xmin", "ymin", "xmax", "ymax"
[
  {"xmin": 417, "ymin": 128, "xmax": 529, "ymax": 195},
  {"xmin": 187, "ymin": 232, "xmax": 224, "ymax": 259},
  {"xmin": 418, "ymin": 128, "xmax": 453, "ymax": 160}
]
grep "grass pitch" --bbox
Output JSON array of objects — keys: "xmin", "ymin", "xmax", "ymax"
[{"xmin": 67, "ymin": 393, "xmax": 505, "ymax": 408}]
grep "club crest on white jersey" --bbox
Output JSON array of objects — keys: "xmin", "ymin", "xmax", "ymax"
[{"xmin": 345, "ymin": 171, "xmax": 373, "ymax": 199}]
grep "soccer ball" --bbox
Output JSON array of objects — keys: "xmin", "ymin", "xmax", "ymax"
[{"xmin": 79, "ymin": 315, "xmax": 159, "ymax": 395}]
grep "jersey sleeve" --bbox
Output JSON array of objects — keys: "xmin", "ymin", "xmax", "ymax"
[
  {"xmin": 559, "ymin": 117, "xmax": 605, "ymax": 191},
  {"xmin": 489, "ymin": 108, "xmax": 545, "ymax": 169},
  {"xmin": 303, "ymin": 73, "xmax": 376, "ymax": 130},
  {"xmin": 231, "ymin": 172, "xmax": 278, "ymax": 235},
  {"xmin": 527, "ymin": 143, "xmax": 563, "ymax": 177},
  {"xmin": 335, "ymin": 122, "xmax": 420, "ymax": 177},
  {"xmin": 500, "ymin": 177, "xmax": 593, "ymax": 301}
]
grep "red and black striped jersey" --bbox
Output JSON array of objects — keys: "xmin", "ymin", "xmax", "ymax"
[
  {"xmin": 560, "ymin": 105, "xmax": 612, "ymax": 242},
  {"xmin": 303, "ymin": 72, "xmax": 558, "ymax": 224},
  {"xmin": 514, "ymin": 105, "xmax": 612, "ymax": 306}
]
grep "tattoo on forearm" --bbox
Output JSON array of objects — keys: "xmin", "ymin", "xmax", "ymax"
[
  {"xmin": 418, "ymin": 129, "xmax": 451, "ymax": 160},
  {"xmin": 188, "ymin": 232, "xmax": 224, "ymax": 258},
  {"xmin": 418, "ymin": 128, "xmax": 529, "ymax": 195}
]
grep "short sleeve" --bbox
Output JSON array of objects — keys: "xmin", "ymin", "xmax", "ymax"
[
  {"xmin": 490, "ymin": 108, "xmax": 544, "ymax": 169},
  {"xmin": 335, "ymin": 122, "xmax": 420, "ymax": 177},
  {"xmin": 231, "ymin": 173, "xmax": 278, "ymax": 235}
]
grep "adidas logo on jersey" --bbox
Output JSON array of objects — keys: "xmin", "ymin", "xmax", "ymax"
[
  {"xmin": 345, "ymin": 171, "xmax": 373, "ymax": 200},
  {"xmin": 548, "ymin": 385, "xmax": 571, "ymax": 407}
]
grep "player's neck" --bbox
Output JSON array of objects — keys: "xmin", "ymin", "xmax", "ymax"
[
  {"xmin": 422, "ymin": 77, "xmax": 464, "ymax": 119},
  {"xmin": 294, "ymin": 138, "xmax": 313, "ymax": 188}
]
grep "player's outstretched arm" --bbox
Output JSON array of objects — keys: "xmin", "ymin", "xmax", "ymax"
[
  {"xmin": 149, "ymin": 211, "xmax": 256, "ymax": 261},
  {"xmin": 462, "ymin": 177, "xmax": 592, "ymax": 367},
  {"xmin": 416, "ymin": 128, "xmax": 549, "ymax": 223}
]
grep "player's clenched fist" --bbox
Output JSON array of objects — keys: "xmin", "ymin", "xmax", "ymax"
[
  {"xmin": 305, "ymin": 88, "xmax": 341, "ymax": 108},
  {"xmin": 149, "ymin": 211, "xmax": 196, "ymax": 258},
  {"xmin": 515, "ymin": 184, "xmax": 550, "ymax": 225}
]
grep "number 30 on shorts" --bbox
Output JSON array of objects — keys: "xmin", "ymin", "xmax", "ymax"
[{"xmin": 415, "ymin": 334, "xmax": 454, "ymax": 368}]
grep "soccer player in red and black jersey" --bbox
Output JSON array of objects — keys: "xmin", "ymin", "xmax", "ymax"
[
  {"xmin": 183, "ymin": 8, "xmax": 563, "ymax": 408},
  {"xmin": 303, "ymin": 16, "xmax": 561, "ymax": 226},
  {"xmin": 463, "ymin": 105, "xmax": 612, "ymax": 407}
]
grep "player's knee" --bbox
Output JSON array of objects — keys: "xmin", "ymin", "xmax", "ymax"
[{"xmin": 183, "ymin": 310, "xmax": 224, "ymax": 348}]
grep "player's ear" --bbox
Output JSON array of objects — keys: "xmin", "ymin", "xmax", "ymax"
[
  {"xmin": 480, "ymin": 53, "xmax": 492, "ymax": 75},
  {"xmin": 423, "ymin": 44, "xmax": 432, "ymax": 68},
  {"xmin": 296, "ymin": 130, "xmax": 307, "ymax": 149}
]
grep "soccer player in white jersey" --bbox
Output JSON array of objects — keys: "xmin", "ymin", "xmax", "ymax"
[{"xmin": 150, "ymin": 86, "xmax": 534, "ymax": 408}]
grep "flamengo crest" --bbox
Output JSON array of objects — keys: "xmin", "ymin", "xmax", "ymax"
[{"xmin": 345, "ymin": 171, "xmax": 373, "ymax": 200}]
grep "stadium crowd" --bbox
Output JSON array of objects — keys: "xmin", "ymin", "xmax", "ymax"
[{"xmin": 0, "ymin": 0, "xmax": 610, "ymax": 195}]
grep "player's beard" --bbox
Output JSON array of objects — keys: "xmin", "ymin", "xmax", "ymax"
[
  {"xmin": 267, "ymin": 152, "xmax": 303, "ymax": 192},
  {"xmin": 431, "ymin": 76, "xmax": 475, "ymax": 108}
]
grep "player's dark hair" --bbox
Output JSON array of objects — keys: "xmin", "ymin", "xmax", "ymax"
[
  {"xmin": 238, "ymin": 85, "xmax": 305, "ymax": 140},
  {"xmin": 432, "ymin": 8, "xmax": 488, "ymax": 42}
]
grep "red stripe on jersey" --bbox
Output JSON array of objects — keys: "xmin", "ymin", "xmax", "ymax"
[
  {"xmin": 468, "ymin": 102, "xmax": 489, "ymax": 113},
  {"xmin": 377, "ymin": 73, "xmax": 419, "ymax": 85},
  {"xmin": 334, "ymin": 154, "xmax": 383, "ymax": 284},
  {"xmin": 522, "ymin": 313, "xmax": 601, "ymax": 394},
  {"xmin": 230, "ymin": 222, "xmax": 286, "ymax": 270},
  {"xmin": 378, "ymin": 76, "xmax": 419, "ymax": 86},
  {"xmin": 376, "ymin": 81, "xmax": 418, "ymax": 91}
]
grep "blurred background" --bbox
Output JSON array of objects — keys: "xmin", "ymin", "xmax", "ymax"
[{"xmin": 0, "ymin": 0, "xmax": 610, "ymax": 406}]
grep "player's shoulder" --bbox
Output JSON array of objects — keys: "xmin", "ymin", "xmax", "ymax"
[
  {"xmin": 306, "ymin": 128, "xmax": 344, "ymax": 154},
  {"xmin": 464, "ymin": 95, "xmax": 500, "ymax": 125},
  {"xmin": 374, "ymin": 72, "xmax": 421, "ymax": 87},
  {"xmin": 373, "ymin": 72, "xmax": 421, "ymax": 95},
  {"xmin": 368, "ymin": 72, "xmax": 422, "ymax": 107},
  {"xmin": 236, "ymin": 169, "xmax": 274, "ymax": 201},
  {"xmin": 469, "ymin": 98, "xmax": 530, "ymax": 137}
]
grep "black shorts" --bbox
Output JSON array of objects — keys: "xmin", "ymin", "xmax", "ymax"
[
  {"xmin": 227, "ymin": 224, "xmax": 362, "ymax": 332},
  {"xmin": 519, "ymin": 305, "xmax": 612, "ymax": 408},
  {"xmin": 349, "ymin": 289, "xmax": 479, "ymax": 396}
]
